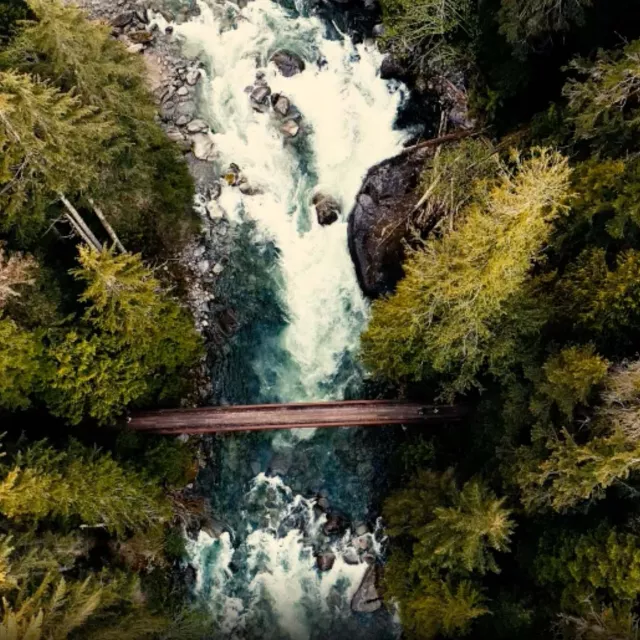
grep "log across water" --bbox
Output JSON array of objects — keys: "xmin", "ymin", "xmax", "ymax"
[{"xmin": 128, "ymin": 400, "xmax": 464, "ymax": 434}]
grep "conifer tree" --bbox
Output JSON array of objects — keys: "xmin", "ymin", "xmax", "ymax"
[
  {"xmin": 0, "ymin": 318, "xmax": 42, "ymax": 410},
  {"xmin": 44, "ymin": 248, "xmax": 202, "ymax": 425},
  {"xmin": 499, "ymin": 0, "xmax": 592, "ymax": 47},
  {"xmin": 362, "ymin": 148, "xmax": 571, "ymax": 395},
  {"xmin": 0, "ymin": 440, "xmax": 170, "ymax": 535},
  {"xmin": 421, "ymin": 479, "xmax": 514, "ymax": 575},
  {"xmin": 0, "ymin": 70, "xmax": 111, "ymax": 234},
  {"xmin": 534, "ymin": 345, "xmax": 609, "ymax": 418},
  {"xmin": 517, "ymin": 429, "xmax": 640, "ymax": 512},
  {"xmin": 563, "ymin": 39, "xmax": 640, "ymax": 144}
]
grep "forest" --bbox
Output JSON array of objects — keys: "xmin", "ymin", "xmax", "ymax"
[
  {"xmin": 4, "ymin": 0, "xmax": 640, "ymax": 637},
  {"xmin": 0, "ymin": 0, "xmax": 210, "ymax": 636},
  {"xmin": 368, "ymin": 0, "xmax": 640, "ymax": 638}
]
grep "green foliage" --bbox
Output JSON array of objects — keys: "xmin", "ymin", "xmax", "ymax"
[
  {"xmin": 0, "ymin": 318, "xmax": 42, "ymax": 410},
  {"xmin": 555, "ymin": 249, "xmax": 640, "ymax": 340},
  {"xmin": 517, "ymin": 429, "xmax": 640, "ymax": 512},
  {"xmin": 570, "ymin": 158, "xmax": 640, "ymax": 240},
  {"xmin": 362, "ymin": 148, "xmax": 571, "ymax": 396},
  {"xmin": 0, "ymin": 439, "xmax": 171, "ymax": 535},
  {"xmin": 534, "ymin": 345, "xmax": 608, "ymax": 418},
  {"xmin": 0, "ymin": 70, "xmax": 111, "ymax": 234},
  {"xmin": 499, "ymin": 0, "xmax": 592, "ymax": 47},
  {"xmin": 0, "ymin": 0, "xmax": 28, "ymax": 41},
  {"xmin": 563, "ymin": 40, "xmax": 640, "ymax": 146},
  {"xmin": 402, "ymin": 579, "xmax": 488, "ymax": 639},
  {"xmin": 4, "ymin": 0, "xmax": 197, "ymax": 253},
  {"xmin": 44, "ymin": 248, "xmax": 202, "ymax": 425},
  {"xmin": 420, "ymin": 479, "xmax": 514, "ymax": 575},
  {"xmin": 536, "ymin": 525, "xmax": 640, "ymax": 604},
  {"xmin": 384, "ymin": 471, "xmax": 511, "ymax": 637}
]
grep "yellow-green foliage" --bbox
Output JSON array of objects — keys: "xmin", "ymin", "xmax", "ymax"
[
  {"xmin": 536, "ymin": 525, "xmax": 640, "ymax": 605},
  {"xmin": 535, "ymin": 345, "xmax": 609, "ymax": 418},
  {"xmin": 0, "ymin": 318, "xmax": 42, "ymax": 411},
  {"xmin": 0, "ymin": 70, "xmax": 111, "ymax": 232},
  {"xmin": 402, "ymin": 579, "xmax": 488, "ymax": 639},
  {"xmin": 517, "ymin": 429, "xmax": 640, "ymax": 512},
  {"xmin": 563, "ymin": 39, "xmax": 640, "ymax": 143},
  {"xmin": 362, "ymin": 148, "xmax": 571, "ymax": 396},
  {"xmin": 0, "ymin": 440, "xmax": 170, "ymax": 535},
  {"xmin": 383, "ymin": 471, "xmax": 511, "ymax": 637},
  {"xmin": 555, "ymin": 249, "xmax": 640, "ymax": 336},
  {"xmin": 570, "ymin": 157, "xmax": 640, "ymax": 239},
  {"xmin": 44, "ymin": 248, "xmax": 202, "ymax": 425},
  {"xmin": 421, "ymin": 479, "xmax": 514, "ymax": 575}
]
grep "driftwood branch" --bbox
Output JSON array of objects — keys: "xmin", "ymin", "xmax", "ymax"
[
  {"xmin": 58, "ymin": 193, "xmax": 102, "ymax": 251},
  {"xmin": 397, "ymin": 129, "xmax": 480, "ymax": 158},
  {"xmin": 88, "ymin": 198, "xmax": 126, "ymax": 253}
]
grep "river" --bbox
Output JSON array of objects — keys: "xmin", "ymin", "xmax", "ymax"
[{"xmin": 171, "ymin": 1, "xmax": 412, "ymax": 637}]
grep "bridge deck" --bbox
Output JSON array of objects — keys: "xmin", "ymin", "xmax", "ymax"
[{"xmin": 128, "ymin": 400, "xmax": 463, "ymax": 434}]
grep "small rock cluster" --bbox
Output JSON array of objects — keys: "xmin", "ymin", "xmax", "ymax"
[{"xmin": 245, "ymin": 54, "xmax": 307, "ymax": 140}]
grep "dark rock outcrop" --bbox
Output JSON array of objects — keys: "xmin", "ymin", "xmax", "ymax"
[
  {"xmin": 270, "ymin": 50, "xmax": 306, "ymax": 77},
  {"xmin": 347, "ymin": 148, "xmax": 427, "ymax": 298}
]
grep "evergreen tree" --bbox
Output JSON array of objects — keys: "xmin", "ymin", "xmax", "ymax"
[
  {"xmin": 517, "ymin": 429, "xmax": 640, "ymax": 512},
  {"xmin": 499, "ymin": 0, "xmax": 592, "ymax": 47},
  {"xmin": 563, "ymin": 39, "xmax": 640, "ymax": 146},
  {"xmin": 0, "ymin": 318, "xmax": 42, "ymax": 410},
  {"xmin": 362, "ymin": 148, "xmax": 571, "ymax": 396},
  {"xmin": 535, "ymin": 525, "xmax": 640, "ymax": 604},
  {"xmin": 0, "ymin": 70, "xmax": 111, "ymax": 234},
  {"xmin": 0, "ymin": 440, "xmax": 170, "ymax": 535},
  {"xmin": 44, "ymin": 248, "xmax": 202, "ymax": 425},
  {"xmin": 4, "ymin": 0, "xmax": 197, "ymax": 254},
  {"xmin": 533, "ymin": 345, "xmax": 609, "ymax": 418},
  {"xmin": 420, "ymin": 479, "xmax": 514, "ymax": 575}
]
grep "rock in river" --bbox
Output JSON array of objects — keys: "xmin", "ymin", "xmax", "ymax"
[
  {"xmin": 270, "ymin": 50, "xmax": 305, "ymax": 77},
  {"xmin": 272, "ymin": 93, "xmax": 291, "ymax": 117},
  {"xmin": 316, "ymin": 552, "xmax": 336, "ymax": 572},
  {"xmin": 313, "ymin": 193, "xmax": 340, "ymax": 226},
  {"xmin": 192, "ymin": 133, "xmax": 216, "ymax": 161},
  {"xmin": 351, "ymin": 565, "xmax": 382, "ymax": 613},
  {"xmin": 347, "ymin": 147, "xmax": 428, "ymax": 298},
  {"xmin": 280, "ymin": 119, "xmax": 300, "ymax": 138}
]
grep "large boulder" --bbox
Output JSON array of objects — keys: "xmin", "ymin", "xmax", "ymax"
[
  {"xmin": 351, "ymin": 565, "xmax": 382, "ymax": 613},
  {"xmin": 347, "ymin": 148, "xmax": 428, "ymax": 298},
  {"xmin": 270, "ymin": 50, "xmax": 306, "ymax": 77}
]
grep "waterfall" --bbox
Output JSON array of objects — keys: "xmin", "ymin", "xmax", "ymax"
[{"xmin": 171, "ymin": 1, "xmax": 410, "ymax": 637}]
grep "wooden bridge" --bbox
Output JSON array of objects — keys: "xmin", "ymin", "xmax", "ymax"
[{"xmin": 128, "ymin": 400, "xmax": 464, "ymax": 435}]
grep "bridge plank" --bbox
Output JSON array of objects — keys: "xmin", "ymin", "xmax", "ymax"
[{"xmin": 128, "ymin": 401, "xmax": 463, "ymax": 434}]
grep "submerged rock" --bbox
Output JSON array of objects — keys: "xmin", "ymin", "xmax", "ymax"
[
  {"xmin": 224, "ymin": 163, "xmax": 242, "ymax": 186},
  {"xmin": 270, "ymin": 50, "xmax": 306, "ymax": 77},
  {"xmin": 348, "ymin": 147, "xmax": 428, "ymax": 297},
  {"xmin": 351, "ymin": 565, "xmax": 382, "ymax": 613},
  {"xmin": 313, "ymin": 193, "xmax": 341, "ymax": 226}
]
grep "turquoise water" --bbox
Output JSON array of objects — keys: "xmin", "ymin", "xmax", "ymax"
[{"xmin": 166, "ymin": 1, "xmax": 412, "ymax": 636}]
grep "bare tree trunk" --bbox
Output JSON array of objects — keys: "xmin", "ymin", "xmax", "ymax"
[
  {"xmin": 88, "ymin": 198, "xmax": 126, "ymax": 253},
  {"xmin": 397, "ymin": 129, "xmax": 479, "ymax": 158},
  {"xmin": 58, "ymin": 193, "xmax": 102, "ymax": 251}
]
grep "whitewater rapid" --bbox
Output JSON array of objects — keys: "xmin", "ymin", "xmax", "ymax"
[{"xmin": 170, "ymin": 0, "xmax": 410, "ymax": 637}]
